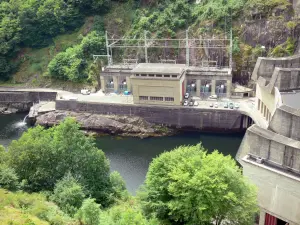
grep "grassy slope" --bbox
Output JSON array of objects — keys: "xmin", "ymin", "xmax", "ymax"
[{"xmin": 0, "ymin": 189, "xmax": 61, "ymax": 225}]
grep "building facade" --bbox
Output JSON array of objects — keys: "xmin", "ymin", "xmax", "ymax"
[{"xmin": 101, "ymin": 63, "xmax": 232, "ymax": 105}]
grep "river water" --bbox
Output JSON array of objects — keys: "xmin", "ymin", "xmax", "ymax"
[{"xmin": 0, "ymin": 113, "xmax": 244, "ymax": 194}]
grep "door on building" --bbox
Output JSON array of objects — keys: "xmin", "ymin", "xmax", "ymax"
[{"xmin": 265, "ymin": 213, "xmax": 289, "ymax": 225}]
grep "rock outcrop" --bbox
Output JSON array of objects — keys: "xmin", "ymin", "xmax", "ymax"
[{"xmin": 36, "ymin": 111, "xmax": 174, "ymax": 138}]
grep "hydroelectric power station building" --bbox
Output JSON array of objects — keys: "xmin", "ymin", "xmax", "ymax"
[{"xmin": 101, "ymin": 63, "xmax": 232, "ymax": 106}]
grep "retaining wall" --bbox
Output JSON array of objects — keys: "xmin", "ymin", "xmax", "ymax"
[
  {"xmin": 0, "ymin": 91, "xmax": 57, "ymax": 111},
  {"xmin": 56, "ymin": 100, "xmax": 245, "ymax": 131},
  {"xmin": 0, "ymin": 91, "xmax": 57, "ymax": 103}
]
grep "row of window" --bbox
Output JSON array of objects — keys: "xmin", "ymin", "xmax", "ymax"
[
  {"xmin": 258, "ymin": 99, "xmax": 271, "ymax": 122},
  {"xmin": 135, "ymin": 74, "xmax": 178, "ymax": 78},
  {"xmin": 139, "ymin": 96, "xmax": 174, "ymax": 102}
]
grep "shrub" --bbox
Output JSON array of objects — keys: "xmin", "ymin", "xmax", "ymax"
[
  {"xmin": 50, "ymin": 173, "xmax": 86, "ymax": 216},
  {"xmin": 0, "ymin": 166, "xmax": 19, "ymax": 191},
  {"xmin": 76, "ymin": 198, "xmax": 101, "ymax": 225}
]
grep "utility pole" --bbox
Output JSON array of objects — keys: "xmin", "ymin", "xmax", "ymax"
[
  {"xmin": 144, "ymin": 30, "xmax": 148, "ymax": 63},
  {"xmin": 186, "ymin": 29, "xmax": 189, "ymax": 66},
  {"xmin": 105, "ymin": 31, "xmax": 111, "ymax": 65},
  {"xmin": 230, "ymin": 28, "xmax": 233, "ymax": 69}
]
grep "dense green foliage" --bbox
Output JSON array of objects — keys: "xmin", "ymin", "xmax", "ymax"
[
  {"xmin": 140, "ymin": 144, "xmax": 258, "ymax": 225},
  {"xmin": 0, "ymin": 0, "xmax": 110, "ymax": 80},
  {"xmin": 101, "ymin": 201, "xmax": 159, "ymax": 225},
  {"xmin": 76, "ymin": 198, "xmax": 101, "ymax": 225},
  {"xmin": 48, "ymin": 31, "xmax": 105, "ymax": 81},
  {"xmin": 110, "ymin": 171, "xmax": 129, "ymax": 201},
  {"xmin": 50, "ymin": 173, "xmax": 86, "ymax": 216},
  {"xmin": 6, "ymin": 118, "xmax": 113, "ymax": 206},
  {"xmin": 0, "ymin": 188, "xmax": 74, "ymax": 224}
]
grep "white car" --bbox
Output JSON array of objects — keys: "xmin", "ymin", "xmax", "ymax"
[
  {"xmin": 183, "ymin": 100, "xmax": 189, "ymax": 106},
  {"xmin": 193, "ymin": 101, "xmax": 199, "ymax": 106},
  {"xmin": 234, "ymin": 103, "xmax": 240, "ymax": 109},
  {"xmin": 209, "ymin": 95, "xmax": 218, "ymax": 99},
  {"xmin": 81, "ymin": 89, "xmax": 91, "ymax": 95},
  {"xmin": 66, "ymin": 96, "xmax": 78, "ymax": 101},
  {"xmin": 184, "ymin": 93, "xmax": 190, "ymax": 99},
  {"xmin": 214, "ymin": 103, "xmax": 218, "ymax": 108}
]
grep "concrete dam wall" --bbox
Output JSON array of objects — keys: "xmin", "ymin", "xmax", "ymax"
[
  {"xmin": 56, "ymin": 100, "xmax": 247, "ymax": 131},
  {"xmin": 0, "ymin": 91, "xmax": 57, "ymax": 112}
]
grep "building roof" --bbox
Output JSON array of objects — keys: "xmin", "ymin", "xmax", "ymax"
[
  {"xmin": 233, "ymin": 85, "xmax": 253, "ymax": 93},
  {"xmin": 131, "ymin": 63, "xmax": 186, "ymax": 75}
]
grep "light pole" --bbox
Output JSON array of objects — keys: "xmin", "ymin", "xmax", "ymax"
[{"xmin": 261, "ymin": 46, "xmax": 266, "ymax": 57}]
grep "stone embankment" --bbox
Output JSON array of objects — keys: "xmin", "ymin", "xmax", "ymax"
[
  {"xmin": 36, "ymin": 111, "xmax": 175, "ymax": 138},
  {"xmin": 0, "ymin": 103, "xmax": 31, "ymax": 114}
]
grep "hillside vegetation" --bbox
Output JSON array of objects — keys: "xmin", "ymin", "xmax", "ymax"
[{"xmin": 1, "ymin": 0, "xmax": 299, "ymax": 88}]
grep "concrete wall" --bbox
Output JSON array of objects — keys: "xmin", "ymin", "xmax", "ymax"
[
  {"xmin": 269, "ymin": 105, "xmax": 300, "ymax": 141},
  {"xmin": 56, "ymin": 100, "xmax": 245, "ymax": 131},
  {"xmin": 242, "ymin": 158, "xmax": 300, "ymax": 225},
  {"xmin": 0, "ymin": 91, "xmax": 57, "ymax": 111},
  {"xmin": 252, "ymin": 55, "xmax": 300, "ymax": 81},
  {"xmin": 0, "ymin": 91, "xmax": 57, "ymax": 103},
  {"xmin": 275, "ymin": 69, "xmax": 300, "ymax": 91},
  {"xmin": 239, "ymin": 125, "xmax": 300, "ymax": 173}
]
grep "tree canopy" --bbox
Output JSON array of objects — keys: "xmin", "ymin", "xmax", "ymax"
[
  {"xmin": 7, "ymin": 118, "xmax": 113, "ymax": 206},
  {"xmin": 139, "ymin": 144, "xmax": 258, "ymax": 225}
]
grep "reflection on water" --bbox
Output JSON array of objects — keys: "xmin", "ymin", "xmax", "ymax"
[
  {"xmin": 0, "ymin": 113, "xmax": 29, "ymax": 147},
  {"xmin": 96, "ymin": 132, "xmax": 244, "ymax": 194},
  {"xmin": 0, "ymin": 113, "xmax": 244, "ymax": 194}
]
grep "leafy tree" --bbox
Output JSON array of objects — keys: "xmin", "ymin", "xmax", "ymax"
[
  {"xmin": 50, "ymin": 173, "xmax": 85, "ymax": 216},
  {"xmin": 48, "ymin": 45, "xmax": 87, "ymax": 81},
  {"xmin": 0, "ymin": 16, "xmax": 21, "ymax": 55},
  {"xmin": 139, "ymin": 144, "xmax": 258, "ymax": 225},
  {"xmin": 7, "ymin": 118, "xmax": 112, "ymax": 206},
  {"xmin": 110, "ymin": 171, "xmax": 129, "ymax": 201},
  {"xmin": 76, "ymin": 198, "xmax": 101, "ymax": 225},
  {"xmin": 48, "ymin": 31, "xmax": 105, "ymax": 82},
  {"xmin": 0, "ymin": 165, "xmax": 19, "ymax": 191}
]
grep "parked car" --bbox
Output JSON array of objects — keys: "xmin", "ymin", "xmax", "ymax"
[
  {"xmin": 229, "ymin": 102, "xmax": 234, "ymax": 109},
  {"xmin": 209, "ymin": 95, "xmax": 218, "ymax": 99},
  {"xmin": 184, "ymin": 93, "xmax": 190, "ymax": 99},
  {"xmin": 81, "ymin": 89, "xmax": 91, "ymax": 95},
  {"xmin": 214, "ymin": 103, "xmax": 218, "ymax": 108},
  {"xmin": 209, "ymin": 103, "xmax": 213, "ymax": 107},
  {"xmin": 235, "ymin": 103, "xmax": 240, "ymax": 109},
  {"xmin": 193, "ymin": 101, "xmax": 199, "ymax": 106},
  {"xmin": 223, "ymin": 102, "xmax": 228, "ymax": 108},
  {"xmin": 183, "ymin": 100, "xmax": 189, "ymax": 106},
  {"xmin": 189, "ymin": 101, "xmax": 194, "ymax": 106}
]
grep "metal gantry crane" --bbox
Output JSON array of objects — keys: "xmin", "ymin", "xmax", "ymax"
[{"xmin": 93, "ymin": 28, "xmax": 233, "ymax": 68}]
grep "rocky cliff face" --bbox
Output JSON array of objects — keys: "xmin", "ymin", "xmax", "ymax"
[{"xmin": 36, "ymin": 111, "xmax": 174, "ymax": 138}]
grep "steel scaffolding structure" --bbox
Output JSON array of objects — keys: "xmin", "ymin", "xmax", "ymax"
[{"xmin": 93, "ymin": 28, "xmax": 233, "ymax": 68}]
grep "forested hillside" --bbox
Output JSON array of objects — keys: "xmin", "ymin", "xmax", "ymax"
[{"xmin": 0, "ymin": 0, "xmax": 299, "ymax": 88}]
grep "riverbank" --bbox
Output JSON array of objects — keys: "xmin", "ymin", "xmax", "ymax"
[
  {"xmin": 0, "ymin": 113, "xmax": 245, "ymax": 193},
  {"xmin": 36, "ymin": 111, "xmax": 175, "ymax": 138}
]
